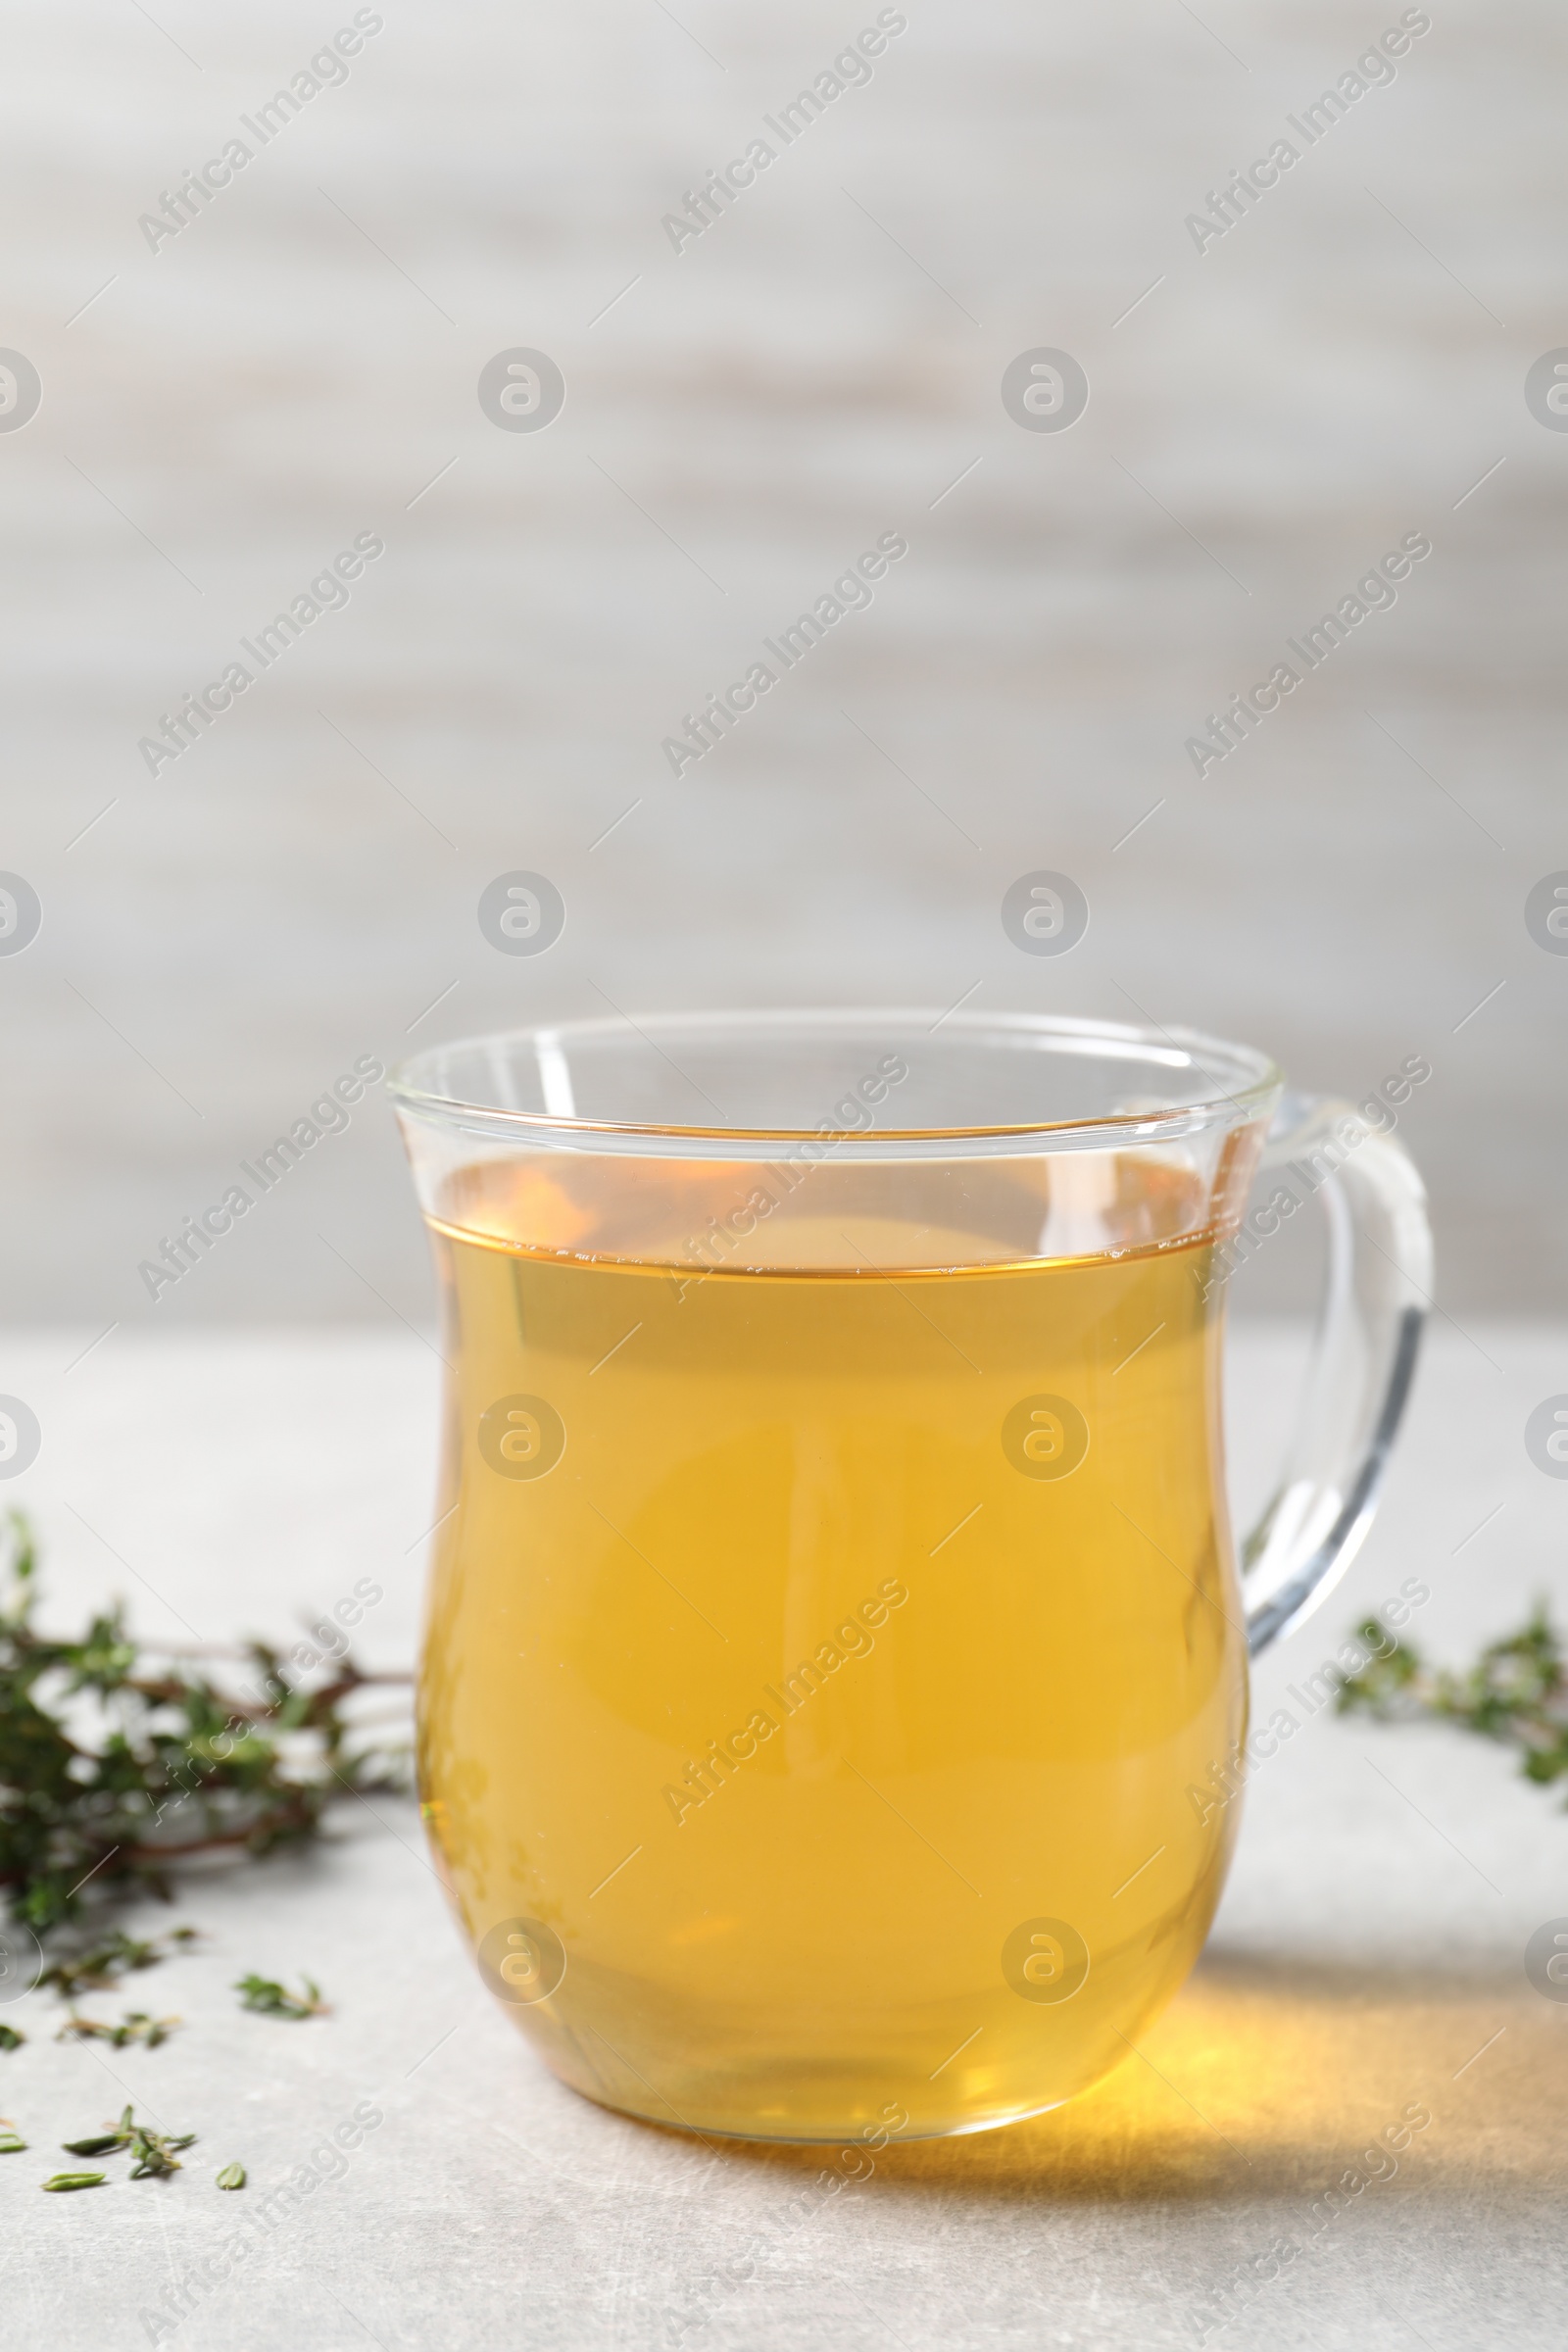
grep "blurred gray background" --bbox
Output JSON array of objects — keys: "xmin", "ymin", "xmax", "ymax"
[{"xmin": 2, "ymin": 0, "xmax": 1564, "ymax": 1327}]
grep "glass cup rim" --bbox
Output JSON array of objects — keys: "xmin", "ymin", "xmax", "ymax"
[{"xmin": 389, "ymin": 1007, "xmax": 1283, "ymax": 1153}]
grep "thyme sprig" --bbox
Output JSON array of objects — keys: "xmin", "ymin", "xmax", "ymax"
[
  {"xmin": 57, "ymin": 2009, "xmax": 180, "ymax": 2049},
  {"xmin": 128, "ymin": 2119, "xmax": 197, "ymax": 2179},
  {"xmin": 39, "ymin": 1925, "xmax": 197, "ymax": 2001},
  {"xmin": 1338, "ymin": 1604, "xmax": 1568, "ymax": 1792},
  {"xmin": 234, "ymin": 1972, "xmax": 327, "ymax": 2019},
  {"xmin": 58, "ymin": 2104, "xmax": 194, "ymax": 2178},
  {"xmin": 0, "ymin": 1512, "xmax": 409, "ymax": 1937}
]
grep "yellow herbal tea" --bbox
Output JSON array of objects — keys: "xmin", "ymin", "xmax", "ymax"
[{"xmin": 416, "ymin": 1151, "xmax": 1247, "ymax": 2141}]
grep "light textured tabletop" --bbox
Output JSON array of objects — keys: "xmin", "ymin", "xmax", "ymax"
[{"xmin": 2, "ymin": 1318, "xmax": 1565, "ymax": 2351}]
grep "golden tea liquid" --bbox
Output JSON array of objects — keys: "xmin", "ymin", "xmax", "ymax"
[{"xmin": 416, "ymin": 1152, "xmax": 1248, "ymax": 2140}]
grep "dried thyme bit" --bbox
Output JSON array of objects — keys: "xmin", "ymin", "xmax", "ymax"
[
  {"xmin": 0, "ymin": 2130, "xmax": 26, "ymax": 2153},
  {"xmin": 0, "ymin": 2025, "xmax": 23, "ymax": 2053},
  {"xmin": 39, "ymin": 1930, "xmax": 165, "ymax": 2001},
  {"xmin": 42, "ymin": 2170, "xmax": 106, "ymax": 2191},
  {"xmin": 63, "ymin": 2104, "xmax": 196, "ymax": 2179},
  {"xmin": 37, "ymin": 1926, "xmax": 200, "ymax": 2003},
  {"xmin": 127, "ymin": 2120, "xmax": 196, "ymax": 2180},
  {"xmin": 57, "ymin": 2011, "xmax": 181, "ymax": 2049},
  {"xmin": 1338, "ymin": 1604, "xmax": 1568, "ymax": 1794},
  {"xmin": 216, "ymin": 2161, "xmax": 246, "ymax": 2190},
  {"xmin": 234, "ymin": 1972, "xmax": 327, "ymax": 2020},
  {"xmin": 63, "ymin": 2103, "xmax": 135, "ymax": 2159}
]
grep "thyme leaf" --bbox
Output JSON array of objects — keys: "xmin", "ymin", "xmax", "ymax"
[
  {"xmin": 234, "ymin": 1972, "xmax": 327, "ymax": 2020},
  {"xmin": 42, "ymin": 2171, "xmax": 106, "ymax": 2191},
  {"xmin": 216, "ymin": 2160, "xmax": 246, "ymax": 2189}
]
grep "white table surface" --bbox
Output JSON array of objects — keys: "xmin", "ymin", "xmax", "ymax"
[{"xmin": 1, "ymin": 1317, "xmax": 1565, "ymax": 2351}]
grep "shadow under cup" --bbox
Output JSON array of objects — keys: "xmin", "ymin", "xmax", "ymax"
[{"xmin": 393, "ymin": 1010, "xmax": 1288, "ymax": 2142}]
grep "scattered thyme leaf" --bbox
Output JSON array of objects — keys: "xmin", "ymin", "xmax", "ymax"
[
  {"xmin": 0, "ymin": 2024, "xmax": 23, "ymax": 2053},
  {"xmin": 62, "ymin": 2105, "xmax": 134, "ymax": 2159},
  {"xmin": 0, "ymin": 1512, "xmax": 410, "ymax": 1939},
  {"xmin": 42, "ymin": 2170, "xmax": 106, "ymax": 2191},
  {"xmin": 234, "ymin": 1972, "xmax": 327, "ymax": 2020},
  {"xmin": 127, "ymin": 2120, "xmax": 195, "ymax": 2179},
  {"xmin": 38, "ymin": 1927, "xmax": 196, "ymax": 2001},
  {"xmin": 58, "ymin": 2105, "xmax": 195, "ymax": 2178},
  {"xmin": 1339, "ymin": 1603, "xmax": 1568, "ymax": 1795},
  {"xmin": 0, "ymin": 2130, "xmax": 26, "ymax": 2152},
  {"xmin": 216, "ymin": 2161, "xmax": 246, "ymax": 2190},
  {"xmin": 57, "ymin": 2010, "xmax": 181, "ymax": 2049}
]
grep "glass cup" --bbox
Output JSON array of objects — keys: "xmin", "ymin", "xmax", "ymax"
[{"xmin": 392, "ymin": 1010, "xmax": 1431, "ymax": 2143}]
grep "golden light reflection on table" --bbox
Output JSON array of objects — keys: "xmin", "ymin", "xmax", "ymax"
[{"xmin": 698, "ymin": 1955, "xmax": 1568, "ymax": 2203}]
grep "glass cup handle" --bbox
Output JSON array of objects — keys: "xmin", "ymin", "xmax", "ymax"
[{"xmin": 1238, "ymin": 1091, "xmax": 1434, "ymax": 1656}]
